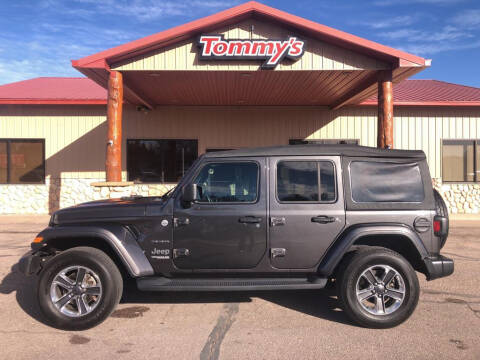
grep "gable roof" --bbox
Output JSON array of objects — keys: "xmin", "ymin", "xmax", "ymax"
[
  {"xmin": 72, "ymin": 1, "xmax": 428, "ymax": 71},
  {"xmin": 0, "ymin": 77, "xmax": 107, "ymax": 105},
  {"xmin": 361, "ymin": 79, "xmax": 480, "ymax": 106},
  {"xmin": 0, "ymin": 78, "xmax": 479, "ymax": 106}
]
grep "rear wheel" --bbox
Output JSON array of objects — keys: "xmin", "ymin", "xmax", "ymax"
[
  {"xmin": 38, "ymin": 247, "xmax": 123, "ymax": 330},
  {"xmin": 337, "ymin": 247, "xmax": 419, "ymax": 328}
]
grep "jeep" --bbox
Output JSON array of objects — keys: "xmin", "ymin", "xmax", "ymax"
[{"xmin": 19, "ymin": 144, "xmax": 453, "ymax": 329}]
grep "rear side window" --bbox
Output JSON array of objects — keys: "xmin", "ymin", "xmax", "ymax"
[
  {"xmin": 350, "ymin": 161, "xmax": 425, "ymax": 203},
  {"xmin": 277, "ymin": 161, "xmax": 336, "ymax": 202}
]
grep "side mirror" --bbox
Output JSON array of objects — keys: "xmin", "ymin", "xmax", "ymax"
[{"xmin": 182, "ymin": 183, "xmax": 198, "ymax": 203}]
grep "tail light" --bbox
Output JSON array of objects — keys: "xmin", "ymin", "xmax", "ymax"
[{"xmin": 433, "ymin": 215, "xmax": 447, "ymax": 237}]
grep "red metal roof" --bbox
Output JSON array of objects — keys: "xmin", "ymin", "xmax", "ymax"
[
  {"xmin": 0, "ymin": 77, "xmax": 106, "ymax": 104},
  {"xmin": 72, "ymin": 1, "xmax": 428, "ymax": 69},
  {"xmin": 360, "ymin": 79, "xmax": 480, "ymax": 106},
  {"xmin": 0, "ymin": 77, "xmax": 479, "ymax": 106}
]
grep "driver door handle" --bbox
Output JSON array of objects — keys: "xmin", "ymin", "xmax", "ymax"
[
  {"xmin": 239, "ymin": 216, "xmax": 262, "ymax": 224},
  {"xmin": 311, "ymin": 215, "xmax": 335, "ymax": 224}
]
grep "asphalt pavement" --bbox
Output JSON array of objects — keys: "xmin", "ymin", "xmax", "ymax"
[{"xmin": 0, "ymin": 215, "xmax": 478, "ymax": 360}]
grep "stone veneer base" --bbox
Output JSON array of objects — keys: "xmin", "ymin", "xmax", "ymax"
[
  {"xmin": 0, "ymin": 178, "xmax": 175, "ymax": 214},
  {"xmin": 1, "ymin": 178, "xmax": 479, "ymax": 215}
]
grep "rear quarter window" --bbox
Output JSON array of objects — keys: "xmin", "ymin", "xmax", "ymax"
[{"xmin": 350, "ymin": 161, "xmax": 425, "ymax": 203}]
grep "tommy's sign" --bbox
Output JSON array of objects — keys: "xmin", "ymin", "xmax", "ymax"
[{"xmin": 197, "ymin": 35, "xmax": 305, "ymax": 69}]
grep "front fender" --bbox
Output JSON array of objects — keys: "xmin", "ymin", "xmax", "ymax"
[
  {"xmin": 33, "ymin": 224, "xmax": 154, "ymax": 277},
  {"xmin": 317, "ymin": 224, "xmax": 429, "ymax": 277}
]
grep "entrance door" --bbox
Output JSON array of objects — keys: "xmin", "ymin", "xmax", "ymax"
[
  {"xmin": 173, "ymin": 158, "xmax": 267, "ymax": 269},
  {"xmin": 269, "ymin": 156, "xmax": 345, "ymax": 269}
]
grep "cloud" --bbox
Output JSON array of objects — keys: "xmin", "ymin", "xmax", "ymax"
[
  {"xmin": 70, "ymin": 0, "xmax": 240, "ymax": 22},
  {"xmin": 0, "ymin": 58, "xmax": 78, "ymax": 85},
  {"xmin": 360, "ymin": 15, "xmax": 417, "ymax": 29},
  {"xmin": 381, "ymin": 25, "xmax": 472, "ymax": 41},
  {"xmin": 398, "ymin": 39, "xmax": 480, "ymax": 54},
  {"xmin": 374, "ymin": 0, "xmax": 466, "ymax": 6},
  {"xmin": 452, "ymin": 9, "xmax": 480, "ymax": 29}
]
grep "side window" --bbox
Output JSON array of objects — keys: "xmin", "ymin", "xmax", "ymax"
[
  {"xmin": 193, "ymin": 162, "xmax": 259, "ymax": 203},
  {"xmin": 277, "ymin": 161, "xmax": 336, "ymax": 202},
  {"xmin": 350, "ymin": 161, "xmax": 425, "ymax": 202}
]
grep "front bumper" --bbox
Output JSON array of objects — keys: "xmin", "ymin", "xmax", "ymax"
[
  {"xmin": 424, "ymin": 255, "xmax": 454, "ymax": 280},
  {"xmin": 18, "ymin": 250, "xmax": 47, "ymax": 276}
]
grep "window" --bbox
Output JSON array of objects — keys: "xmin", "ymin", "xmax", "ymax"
[
  {"xmin": 289, "ymin": 139, "xmax": 359, "ymax": 145},
  {"xmin": 277, "ymin": 161, "xmax": 336, "ymax": 202},
  {"xmin": 0, "ymin": 139, "xmax": 45, "ymax": 184},
  {"xmin": 193, "ymin": 162, "xmax": 259, "ymax": 203},
  {"xmin": 442, "ymin": 140, "xmax": 480, "ymax": 182},
  {"xmin": 350, "ymin": 161, "xmax": 425, "ymax": 203},
  {"xmin": 127, "ymin": 139, "xmax": 197, "ymax": 183}
]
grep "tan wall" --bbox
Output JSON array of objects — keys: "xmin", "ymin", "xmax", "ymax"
[
  {"xmin": 394, "ymin": 107, "xmax": 480, "ymax": 179},
  {"xmin": 0, "ymin": 105, "xmax": 107, "ymax": 179},
  {"xmin": 2, "ymin": 104, "xmax": 480, "ymax": 214},
  {"xmin": 1, "ymin": 105, "xmax": 480, "ymax": 181},
  {"xmin": 112, "ymin": 18, "xmax": 387, "ymax": 71}
]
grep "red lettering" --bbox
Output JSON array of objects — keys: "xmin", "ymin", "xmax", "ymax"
[
  {"xmin": 289, "ymin": 40, "xmax": 304, "ymax": 56},
  {"xmin": 227, "ymin": 41, "xmax": 251, "ymax": 56},
  {"xmin": 269, "ymin": 41, "xmax": 289, "ymax": 64},
  {"xmin": 198, "ymin": 35, "xmax": 304, "ymax": 68},
  {"xmin": 199, "ymin": 36, "xmax": 221, "ymax": 56},
  {"xmin": 252, "ymin": 42, "xmax": 275, "ymax": 56},
  {"xmin": 213, "ymin": 41, "xmax": 228, "ymax": 55}
]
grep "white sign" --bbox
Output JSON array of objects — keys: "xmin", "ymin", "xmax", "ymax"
[{"xmin": 198, "ymin": 35, "xmax": 305, "ymax": 69}]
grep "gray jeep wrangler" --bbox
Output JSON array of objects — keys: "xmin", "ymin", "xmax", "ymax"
[{"xmin": 19, "ymin": 144, "xmax": 453, "ymax": 330}]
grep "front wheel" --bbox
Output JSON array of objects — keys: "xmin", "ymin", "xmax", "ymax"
[
  {"xmin": 337, "ymin": 247, "xmax": 419, "ymax": 328},
  {"xmin": 38, "ymin": 247, "xmax": 123, "ymax": 330}
]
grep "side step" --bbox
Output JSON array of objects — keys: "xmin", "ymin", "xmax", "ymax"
[{"xmin": 137, "ymin": 277, "xmax": 328, "ymax": 292}]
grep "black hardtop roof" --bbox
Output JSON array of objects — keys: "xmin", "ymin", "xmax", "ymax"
[{"xmin": 204, "ymin": 144, "xmax": 426, "ymax": 159}]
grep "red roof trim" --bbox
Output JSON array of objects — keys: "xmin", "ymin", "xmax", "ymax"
[
  {"xmin": 360, "ymin": 101, "xmax": 480, "ymax": 107},
  {"xmin": 72, "ymin": 1, "xmax": 427, "ymax": 69},
  {"xmin": 0, "ymin": 99, "xmax": 107, "ymax": 105}
]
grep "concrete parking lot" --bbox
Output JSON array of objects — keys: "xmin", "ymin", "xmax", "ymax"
[{"xmin": 0, "ymin": 216, "xmax": 478, "ymax": 360}]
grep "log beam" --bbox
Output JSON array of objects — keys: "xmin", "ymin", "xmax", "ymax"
[
  {"xmin": 377, "ymin": 69, "xmax": 394, "ymax": 149},
  {"xmin": 106, "ymin": 71, "xmax": 123, "ymax": 182}
]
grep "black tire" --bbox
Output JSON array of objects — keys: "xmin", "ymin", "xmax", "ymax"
[
  {"xmin": 337, "ymin": 247, "xmax": 419, "ymax": 328},
  {"xmin": 433, "ymin": 189, "xmax": 449, "ymax": 248},
  {"xmin": 37, "ymin": 246, "xmax": 123, "ymax": 330}
]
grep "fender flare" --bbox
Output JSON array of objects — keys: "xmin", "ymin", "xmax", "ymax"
[
  {"xmin": 35, "ymin": 224, "xmax": 154, "ymax": 277},
  {"xmin": 317, "ymin": 223, "xmax": 429, "ymax": 276}
]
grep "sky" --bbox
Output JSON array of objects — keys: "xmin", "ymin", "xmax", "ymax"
[{"xmin": 0, "ymin": 0, "xmax": 479, "ymax": 87}]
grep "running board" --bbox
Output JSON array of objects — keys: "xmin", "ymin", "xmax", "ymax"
[{"xmin": 136, "ymin": 277, "xmax": 328, "ymax": 292}]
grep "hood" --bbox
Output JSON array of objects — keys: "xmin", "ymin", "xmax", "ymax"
[{"xmin": 52, "ymin": 196, "xmax": 163, "ymax": 224}]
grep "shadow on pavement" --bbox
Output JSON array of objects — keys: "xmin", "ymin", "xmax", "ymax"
[
  {"xmin": 0, "ymin": 262, "xmax": 45, "ymax": 324},
  {"xmin": 0, "ymin": 260, "xmax": 354, "ymax": 328}
]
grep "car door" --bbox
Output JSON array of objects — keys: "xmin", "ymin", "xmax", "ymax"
[
  {"xmin": 269, "ymin": 156, "xmax": 345, "ymax": 269},
  {"xmin": 173, "ymin": 158, "xmax": 267, "ymax": 269}
]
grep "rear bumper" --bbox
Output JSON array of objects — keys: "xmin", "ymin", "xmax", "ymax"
[{"xmin": 424, "ymin": 255, "xmax": 454, "ymax": 280}]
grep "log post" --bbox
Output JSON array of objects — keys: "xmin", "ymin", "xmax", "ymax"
[
  {"xmin": 377, "ymin": 69, "xmax": 394, "ymax": 149},
  {"xmin": 106, "ymin": 71, "xmax": 123, "ymax": 182}
]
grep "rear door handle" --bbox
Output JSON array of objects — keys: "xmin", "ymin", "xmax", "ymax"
[
  {"xmin": 311, "ymin": 215, "xmax": 335, "ymax": 224},
  {"xmin": 239, "ymin": 216, "xmax": 262, "ymax": 224}
]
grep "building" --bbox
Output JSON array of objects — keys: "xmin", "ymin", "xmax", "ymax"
[{"xmin": 1, "ymin": 1, "xmax": 479, "ymax": 214}]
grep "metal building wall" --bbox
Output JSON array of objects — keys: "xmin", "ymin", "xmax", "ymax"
[
  {"xmin": 112, "ymin": 19, "xmax": 387, "ymax": 71},
  {"xmin": 1, "ymin": 105, "xmax": 480, "ymax": 181}
]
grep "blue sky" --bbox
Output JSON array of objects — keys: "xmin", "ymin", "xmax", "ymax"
[{"xmin": 0, "ymin": 0, "xmax": 479, "ymax": 87}]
